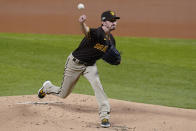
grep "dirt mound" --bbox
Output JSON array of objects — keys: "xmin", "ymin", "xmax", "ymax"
[{"xmin": 0, "ymin": 94, "xmax": 196, "ymax": 131}]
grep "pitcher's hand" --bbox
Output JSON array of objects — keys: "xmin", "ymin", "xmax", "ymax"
[{"xmin": 79, "ymin": 15, "xmax": 87, "ymax": 23}]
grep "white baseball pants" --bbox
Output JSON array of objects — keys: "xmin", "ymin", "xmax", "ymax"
[{"xmin": 44, "ymin": 53, "xmax": 110, "ymax": 120}]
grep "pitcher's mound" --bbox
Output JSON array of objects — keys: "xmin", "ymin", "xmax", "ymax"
[{"xmin": 0, "ymin": 94, "xmax": 196, "ymax": 131}]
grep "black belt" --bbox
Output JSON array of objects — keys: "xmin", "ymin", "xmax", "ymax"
[{"xmin": 73, "ymin": 58, "xmax": 91, "ymax": 66}]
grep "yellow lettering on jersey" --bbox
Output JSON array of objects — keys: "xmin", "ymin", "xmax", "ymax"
[
  {"xmin": 94, "ymin": 43, "xmax": 108, "ymax": 53},
  {"xmin": 102, "ymin": 45, "xmax": 108, "ymax": 52}
]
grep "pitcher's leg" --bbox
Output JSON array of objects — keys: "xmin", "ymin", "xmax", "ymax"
[
  {"xmin": 57, "ymin": 54, "xmax": 86, "ymax": 98},
  {"xmin": 58, "ymin": 67, "xmax": 82, "ymax": 98},
  {"xmin": 39, "ymin": 54, "xmax": 85, "ymax": 99},
  {"xmin": 83, "ymin": 64, "xmax": 110, "ymax": 120}
]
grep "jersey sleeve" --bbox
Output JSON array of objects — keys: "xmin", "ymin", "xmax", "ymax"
[
  {"xmin": 110, "ymin": 34, "xmax": 116, "ymax": 47},
  {"xmin": 86, "ymin": 28, "xmax": 98, "ymax": 42}
]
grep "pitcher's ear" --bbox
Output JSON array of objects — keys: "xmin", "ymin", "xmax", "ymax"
[{"xmin": 102, "ymin": 21, "xmax": 106, "ymax": 26}]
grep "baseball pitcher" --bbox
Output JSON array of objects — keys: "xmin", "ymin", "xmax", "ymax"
[{"xmin": 38, "ymin": 10, "xmax": 121, "ymax": 128}]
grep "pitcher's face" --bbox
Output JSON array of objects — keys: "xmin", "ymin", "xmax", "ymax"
[{"xmin": 102, "ymin": 20, "xmax": 117, "ymax": 31}]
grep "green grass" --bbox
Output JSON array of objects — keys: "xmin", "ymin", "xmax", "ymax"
[{"xmin": 0, "ymin": 33, "xmax": 196, "ymax": 109}]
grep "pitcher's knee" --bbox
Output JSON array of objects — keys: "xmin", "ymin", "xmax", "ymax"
[{"xmin": 57, "ymin": 90, "xmax": 70, "ymax": 98}]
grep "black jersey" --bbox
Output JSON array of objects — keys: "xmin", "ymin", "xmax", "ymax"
[{"xmin": 72, "ymin": 26, "xmax": 116, "ymax": 66}]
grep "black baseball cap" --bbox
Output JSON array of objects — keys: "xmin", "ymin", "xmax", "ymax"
[{"xmin": 101, "ymin": 11, "xmax": 120, "ymax": 22}]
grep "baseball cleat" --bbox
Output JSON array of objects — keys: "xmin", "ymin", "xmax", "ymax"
[
  {"xmin": 38, "ymin": 86, "xmax": 46, "ymax": 98},
  {"xmin": 101, "ymin": 118, "xmax": 110, "ymax": 128},
  {"xmin": 38, "ymin": 81, "xmax": 51, "ymax": 98}
]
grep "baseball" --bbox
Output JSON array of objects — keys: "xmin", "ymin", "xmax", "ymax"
[{"xmin": 77, "ymin": 3, "xmax": 85, "ymax": 10}]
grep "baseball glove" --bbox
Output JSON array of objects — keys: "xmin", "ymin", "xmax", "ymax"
[{"xmin": 102, "ymin": 45, "xmax": 121, "ymax": 65}]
